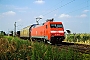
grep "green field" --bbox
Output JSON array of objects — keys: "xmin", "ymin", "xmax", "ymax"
[
  {"xmin": 0, "ymin": 35, "xmax": 90, "ymax": 60},
  {"xmin": 65, "ymin": 33, "xmax": 90, "ymax": 45}
]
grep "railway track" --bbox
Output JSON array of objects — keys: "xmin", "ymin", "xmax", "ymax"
[
  {"xmin": 56, "ymin": 42, "xmax": 90, "ymax": 54},
  {"xmin": 24, "ymin": 38, "xmax": 90, "ymax": 54}
]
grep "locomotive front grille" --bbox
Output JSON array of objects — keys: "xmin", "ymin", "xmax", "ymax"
[{"xmin": 50, "ymin": 36, "xmax": 65, "ymax": 43}]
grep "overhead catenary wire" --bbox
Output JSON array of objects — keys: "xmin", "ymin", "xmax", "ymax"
[
  {"xmin": 42, "ymin": 0, "xmax": 75, "ymax": 16},
  {"xmin": 66, "ymin": 0, "xmax": 89, "ymax": 14},
  {"xmin": 40, "ymin": 0, "xmax": 89, "ymax": 17},
  {"xmin": 38, "ymin": 0, "xmax": 64, "ymax": 17},
  {"xmin": 36, "ymin": 0, "xmax": 65, "ymax": 21},
  {"xmin": 37, "ymin": 0, "xmax": 89, "ymax": 22},
  {"xmin": 67, "ymin": 6, "xmax": 89, "ymax": 14}
]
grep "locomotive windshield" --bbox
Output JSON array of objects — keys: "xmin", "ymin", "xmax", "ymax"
[{"xmin": 50, "ymin": 24, "xmax": 63, "ymax": 28}]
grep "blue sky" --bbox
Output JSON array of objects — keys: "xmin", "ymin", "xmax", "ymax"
[{"xmin": 0, "ymin": 0, "xmax": 90, "ymax": 33}]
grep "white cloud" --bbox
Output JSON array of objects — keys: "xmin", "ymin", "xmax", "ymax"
[
  {"xmin": 58, "ymin": 14, "xmax": 71, "ymax": 18},
  {"xmin": 76, "ymin": 14, "xmax": 87, "ymax": 18},
  {"xmin": 2, "ymin": 11, "xmax": 16, "ymax": 16},
  {"xmin": 83, "ymin": 10, "xmax": 89, "ymax": 13},
  {"xmin": 79, "ymin": 14, "xmax": 87, "ymax": 18},
  {"xmin": 34, "ymin": 0, "xmax": 45, "ymax": 4}
]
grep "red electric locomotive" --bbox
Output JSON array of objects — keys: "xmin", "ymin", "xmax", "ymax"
[{"xmin": 31, "ymin": 19, "xmax": 65, "ymax": 44}]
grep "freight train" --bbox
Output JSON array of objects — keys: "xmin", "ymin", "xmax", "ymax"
[{"xmin": 20, "ymin": 18, "xmax": 65, "ymax": 44}]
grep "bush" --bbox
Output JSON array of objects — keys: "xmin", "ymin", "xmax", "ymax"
[
  {"xmin": 0, "ymin": 34, "xmax": 4, "ymax": 38},
  {"xmin": 66, "ymin": 33, "xmax": 90, "ymax": 43}
]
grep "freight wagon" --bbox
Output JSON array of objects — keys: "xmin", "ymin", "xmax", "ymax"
[{"xmin": 20, "ymin": 24, "xmax": 37, "ymax": 39}]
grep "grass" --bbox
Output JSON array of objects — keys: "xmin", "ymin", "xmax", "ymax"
[{"xmin": 0, "ymin": 36, "xmax": 90, "ymax": 60}]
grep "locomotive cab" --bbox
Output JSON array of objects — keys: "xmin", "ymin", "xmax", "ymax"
[
  {"xmin": 50, "ymin": 23, "xmax": 65, "ymax": 44},
  {"xmin": 44, "ymin": 19, "xmax": 65, "ymax": 44}
]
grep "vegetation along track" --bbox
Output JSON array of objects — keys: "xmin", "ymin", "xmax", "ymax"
[
  {"xmin": 24, "ymin": 38, "xmax": 90, "ymax": 54},
  {"xmin": 56, "ymin": 42, "xmax": 90, "ymax": 54}
]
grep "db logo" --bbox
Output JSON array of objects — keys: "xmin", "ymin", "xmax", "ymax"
[{"xmin": 56, "ymin": 31, "xmax": 59, "ymax": 33}]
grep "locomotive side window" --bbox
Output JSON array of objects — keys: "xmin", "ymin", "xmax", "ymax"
[{"xmin": 50, "ymin": 24, "xmax": 63, "ymax": 28}]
